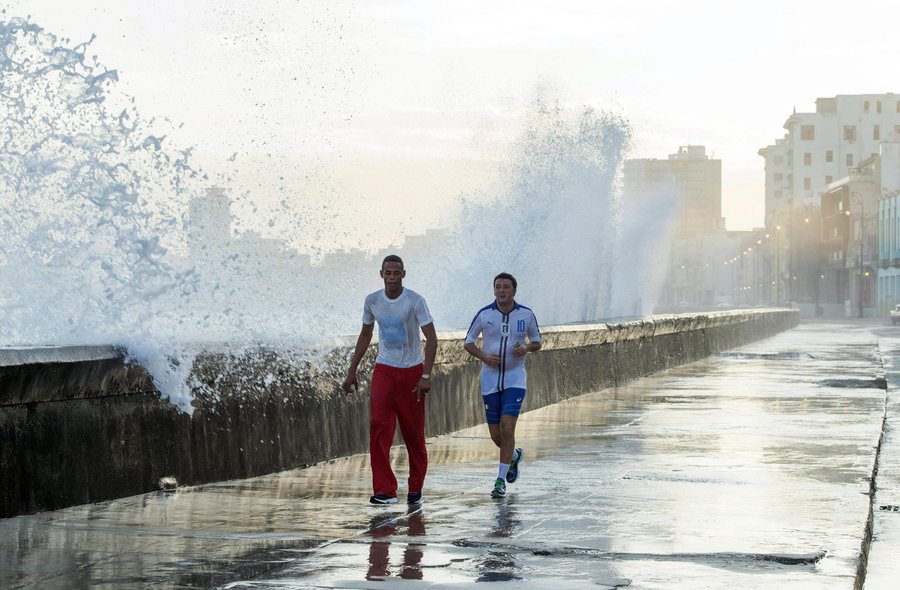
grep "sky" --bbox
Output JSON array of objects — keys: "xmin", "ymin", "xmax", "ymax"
[{"xmin": 5, "ymin": 0, "xmax": 898, "ymax": 250}]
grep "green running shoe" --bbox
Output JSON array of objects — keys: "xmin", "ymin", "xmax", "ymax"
[
  {"xmin": 506, "ymin": 448, "xmax": 525, "ymax": 483},
  {"xmin": 491, "ymin": 477, "xmax": 507, "ymax": 498}
]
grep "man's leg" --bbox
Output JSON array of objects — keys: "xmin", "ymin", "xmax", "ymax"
[
  {"xmin": 488, "ymin": 424, "xmax": 502, "ymax": 447},
  {"xmin": 395, "ymin": 366, "xmax": 427, "ymax": 495},
  {"xmin": 498, "ymin": 388, "xmax": 526, "ymax": 485},
  {"xmin": 497, "ymin": 415, "xmax": 518, "ymax": 464},
  {"xmin": 484, "ymin": 392, "xmax": 503, "ymax": 448},
  {"xmin": 370, "ymin": 365, "xmax": 398, "ymax": 497},
  {"xmin": 483, "ymin": 392, "xmax": 509, "ymax": 496}
]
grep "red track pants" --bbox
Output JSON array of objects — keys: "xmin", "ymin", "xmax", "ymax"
[{"xmin": 370, "ymin": 363, "xmax": 427, "ymax": 497}]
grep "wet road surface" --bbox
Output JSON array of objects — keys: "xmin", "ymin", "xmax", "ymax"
[{"xmin": 2, "ymin": 320, "xmax": 898, "ymax": 589}]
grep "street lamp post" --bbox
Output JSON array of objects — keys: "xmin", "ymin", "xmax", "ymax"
[
  {"xmin": 858, "ymin": 211, "xmax": 864, "ymax": 319},
  {"xmin": 817, "ymin": 272, "xmax": 824, "ymax": 316},
  {"xmin": 775, "ymin": 222, "xmax": 784, "ymax": 306},
  {"xmin": 801, "ymin": 208, "xmax": 817, "ymax": 313},
  {"xmin": 789, "ymin": 212, "xmax": 794, "ymax": 305},
  {"xmin": 764, "ymin": 233, "xmax": 771, "ymax": 304},
  {"xmin": 848, "ymin": 192, "xmax": 867, "ymax": 318},
  {"xmin": 728, "ymin": 261, "xmax": 735, "ymax": 304}
]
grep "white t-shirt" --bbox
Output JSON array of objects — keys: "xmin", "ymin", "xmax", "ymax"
[
  {"xmin": 464, "ymin": 301, "xmax": 541, "ymax": 395},
  {"xmin": 363, "ymin": 288, "xmax": 433, "ymax": 368}
]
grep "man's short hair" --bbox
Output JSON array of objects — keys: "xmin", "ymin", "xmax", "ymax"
[
  {"xmin": 382, "ymin": 254, "xmax": 404, "ymax": 269},
  {"xmin": 494, "ymin": 272, "xmax": 517, "ymax": 289}
]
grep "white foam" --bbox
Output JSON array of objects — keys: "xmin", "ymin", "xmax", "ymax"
[{"xmin": 0, "ymin": 18, "xmax": 676, "ymax": 413}]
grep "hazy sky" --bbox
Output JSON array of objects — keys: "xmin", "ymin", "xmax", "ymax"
[{"xmin": 6, "ymin": 0, "xmax": 898, "ymax": 248}]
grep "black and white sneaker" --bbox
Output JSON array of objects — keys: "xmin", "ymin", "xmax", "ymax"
[
  {"xmin": 369, "ymin": 494, "xmax": 398, "ymax": 505},
  {"xmin": 407, "ymin": 491, "xmax": 423, "ymax": 505},
  {"xmin": 506, "ymin": 448, "xmax": 525, "ymax": 483}
]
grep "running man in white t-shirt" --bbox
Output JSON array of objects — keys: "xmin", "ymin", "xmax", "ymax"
[
  {"xmin": 343, "ymin": 255, "xmax": 437, "ymax": 505},
  {"xmin": 464, "ymin": 272, "xmax": 541, "ymax": 498}
]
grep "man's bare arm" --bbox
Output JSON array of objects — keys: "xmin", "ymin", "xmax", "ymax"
[
  {"xmin": 342, "ymin": 323, "xmax": 374, "ymax": 393},
  {"xmin": 464, "ymin": 341, "xmax": 500, "ymax": 367},
  {"xmin": 421, "ymin": 322, "xmax": 437, "ymax": 377},
  {"xmin": 513, "ymin": 340, "xmax": 542, "ymax": 357},
  {"xmin": 414, "ymin": 322, "xmax": 438, "ymax": 402}
]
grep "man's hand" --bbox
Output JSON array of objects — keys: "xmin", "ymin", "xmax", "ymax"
[
  {"xmin": 513, "ymin": 342, "xmax": 528, "ymax": 357},
  {"xmin": 413, "ymin": 375, "xmax": 431, "ymax": 403},
  {"xmin": 342, "ymin": 371, "xmax": 358, "ymax": 394},
  {"xmin": 344, "ymin": 324, "xmax": 373, "ymax": 395},
  {"xmin": 482, "ymin": 353, "xmax": 501, "ymax": 367}
]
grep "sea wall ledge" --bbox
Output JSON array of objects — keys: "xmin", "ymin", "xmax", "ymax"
[{"xmin": 0, "ymin": 309, "xmax": 798, "ymax": 517}]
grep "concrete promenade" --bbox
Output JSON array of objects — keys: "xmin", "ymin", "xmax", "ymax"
[
  {"xmin": 2, "ymin": 319, "xmax": 899, "ymax": 589},
  {"xmin": 1, "ymin": 310, "xmax": 795, "ymax": 518}
]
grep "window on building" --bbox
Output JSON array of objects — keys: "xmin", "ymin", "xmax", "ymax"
[
  {"xmin": 895, "ymin": 125, "xmax": 900, "ymax": 135},
  {"xmin": 804, "ymin": 177, "xmax": 811, "ymax": 190},
  {"xmin": 877, "ymin": 100, "xmax": 882, "ymax": 113},
  {"xmin": 874, "ymin": 125, "xmax": 880, "ymax": 140},
  {"xmin": 804, "ymin": 153, "xmax": 811, "ymax": 165},
  {"xmin": 847, "ymin": 154, "xmax": 854, "ymax": 166},
  {"xmin": 826, "ymin": 175, "xmax": 833, "ymax": 184},
  {"xmin": 774, "ymin": 173, "xmax": 783, "ymax": 181},
  {"xmin": 774, "ymin": 190, "xmax": 783, "ymax": 198},
  {"xmin": 864, "ymin": 100, "xmax": 870, "ymax": 113},
  {"xmin": 844, "ymin": 125, "xmax": 856, "ymax": 141},
  {"xmin": 826, "ymin": 150, "xmax": 833, "ymax": 162},
  {"xmin": 800, "ymin": 125, "xmax": 815, "ymax": 140},
  {"xmin": 773, "ymin": 156, "xmax": 784, "ymax": 164}
]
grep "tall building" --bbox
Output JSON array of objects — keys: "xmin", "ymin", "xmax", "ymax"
[
  {"xmin": 624, "ymin": 145, "xmax": 723, "ymax": 238},
  {"xmin": 757, "ymin": 138, "xmax": 789, "ymax": 228},
  {"xmin": 625, "ymin": 146, "xmax": 729, "ymax": 307}
]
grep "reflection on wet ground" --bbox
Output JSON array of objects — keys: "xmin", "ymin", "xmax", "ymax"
[
  {"xmin": 364, "ymin": 506, "xmax": 427, "ymax": 582},
  {"xmin": 1, "ymin": 321, "xmax": 895, "ymax": 588}
]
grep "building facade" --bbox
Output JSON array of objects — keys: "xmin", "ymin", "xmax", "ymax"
[
  {"xmin": 877, "ymin": 136, "xmax": 900, "ymax": 314},
  {"xmin": 625, "ymin": 146, "xmax": 727, "ymax": 307},
  {"xmin": 759, "ymin": 94, "xmax": 900, "ymax": 315},
  {"xmin": 625, "ymin": 145, "xmax": 724, "ymax": 238}
]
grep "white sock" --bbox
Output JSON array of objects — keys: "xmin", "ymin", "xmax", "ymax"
[{"xmin": 498, "ymin": 463, "xmax": 510, "ymax": 480}]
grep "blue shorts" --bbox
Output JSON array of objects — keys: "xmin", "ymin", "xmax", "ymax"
[{"xmin": 483, "ymin": 388, "xmax": 526, "ymax": 424}]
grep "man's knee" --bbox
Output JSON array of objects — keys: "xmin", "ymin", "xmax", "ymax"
[{"xmin": 370, "ymin": 416, "xmax": 393, "ymax": 433}]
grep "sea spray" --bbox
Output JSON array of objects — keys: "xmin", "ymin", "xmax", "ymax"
[
  {"xmin": 1, "ymin": 17, "xmax": 676, "ymax": 413},
  {"xmin": 422, "ymin": 97, "xmax": 637, "ymax": 326},
  {"xmin": 0, "ymin": 18, "xmax": 327, "ymax": 411}
]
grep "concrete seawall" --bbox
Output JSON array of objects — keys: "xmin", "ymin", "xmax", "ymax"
[{"xmin": 0, "ymin": 310, "xmax": 798, "ymax": 518}]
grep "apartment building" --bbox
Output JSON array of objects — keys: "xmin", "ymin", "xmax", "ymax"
[
  {"xmin": 760, "ymin": 94, "xmax": 900, "ymax": 213},
  {"xmin": 624, "ymin": 146, "xmax": 727, "ymax": 306},
  {"xmin": 625, "ymin": 145, "xmax": 724, "ymax": 238},
  {"xmin": 758, "ymin": 94, "xmax": 900, "ymax": 314}
]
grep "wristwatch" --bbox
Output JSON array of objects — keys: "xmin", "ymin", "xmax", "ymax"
[{"xmin": 421, "ymin": 373, "xmax": 431, "ymax": 379}]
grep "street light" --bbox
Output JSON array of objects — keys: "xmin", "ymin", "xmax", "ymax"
[
  {"xmin": 847, "ymin": 192, "xmax": 868, "ymax": 318},
  {"xmin": 815, "ymin": 272, "xmax": 825, "ymax": 316},
  {"xmin": 775, "ymin": 221, "xmax": 785, "ymax": 306}
]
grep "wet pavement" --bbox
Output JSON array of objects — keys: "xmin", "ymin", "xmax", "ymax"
[
  {"xmin": 864, "ymin": 329, "xmax": 900, "ymax": 590},
  {"xmin": 2, "ymin": 320, "xmax": 899, "ymax": 589}
]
